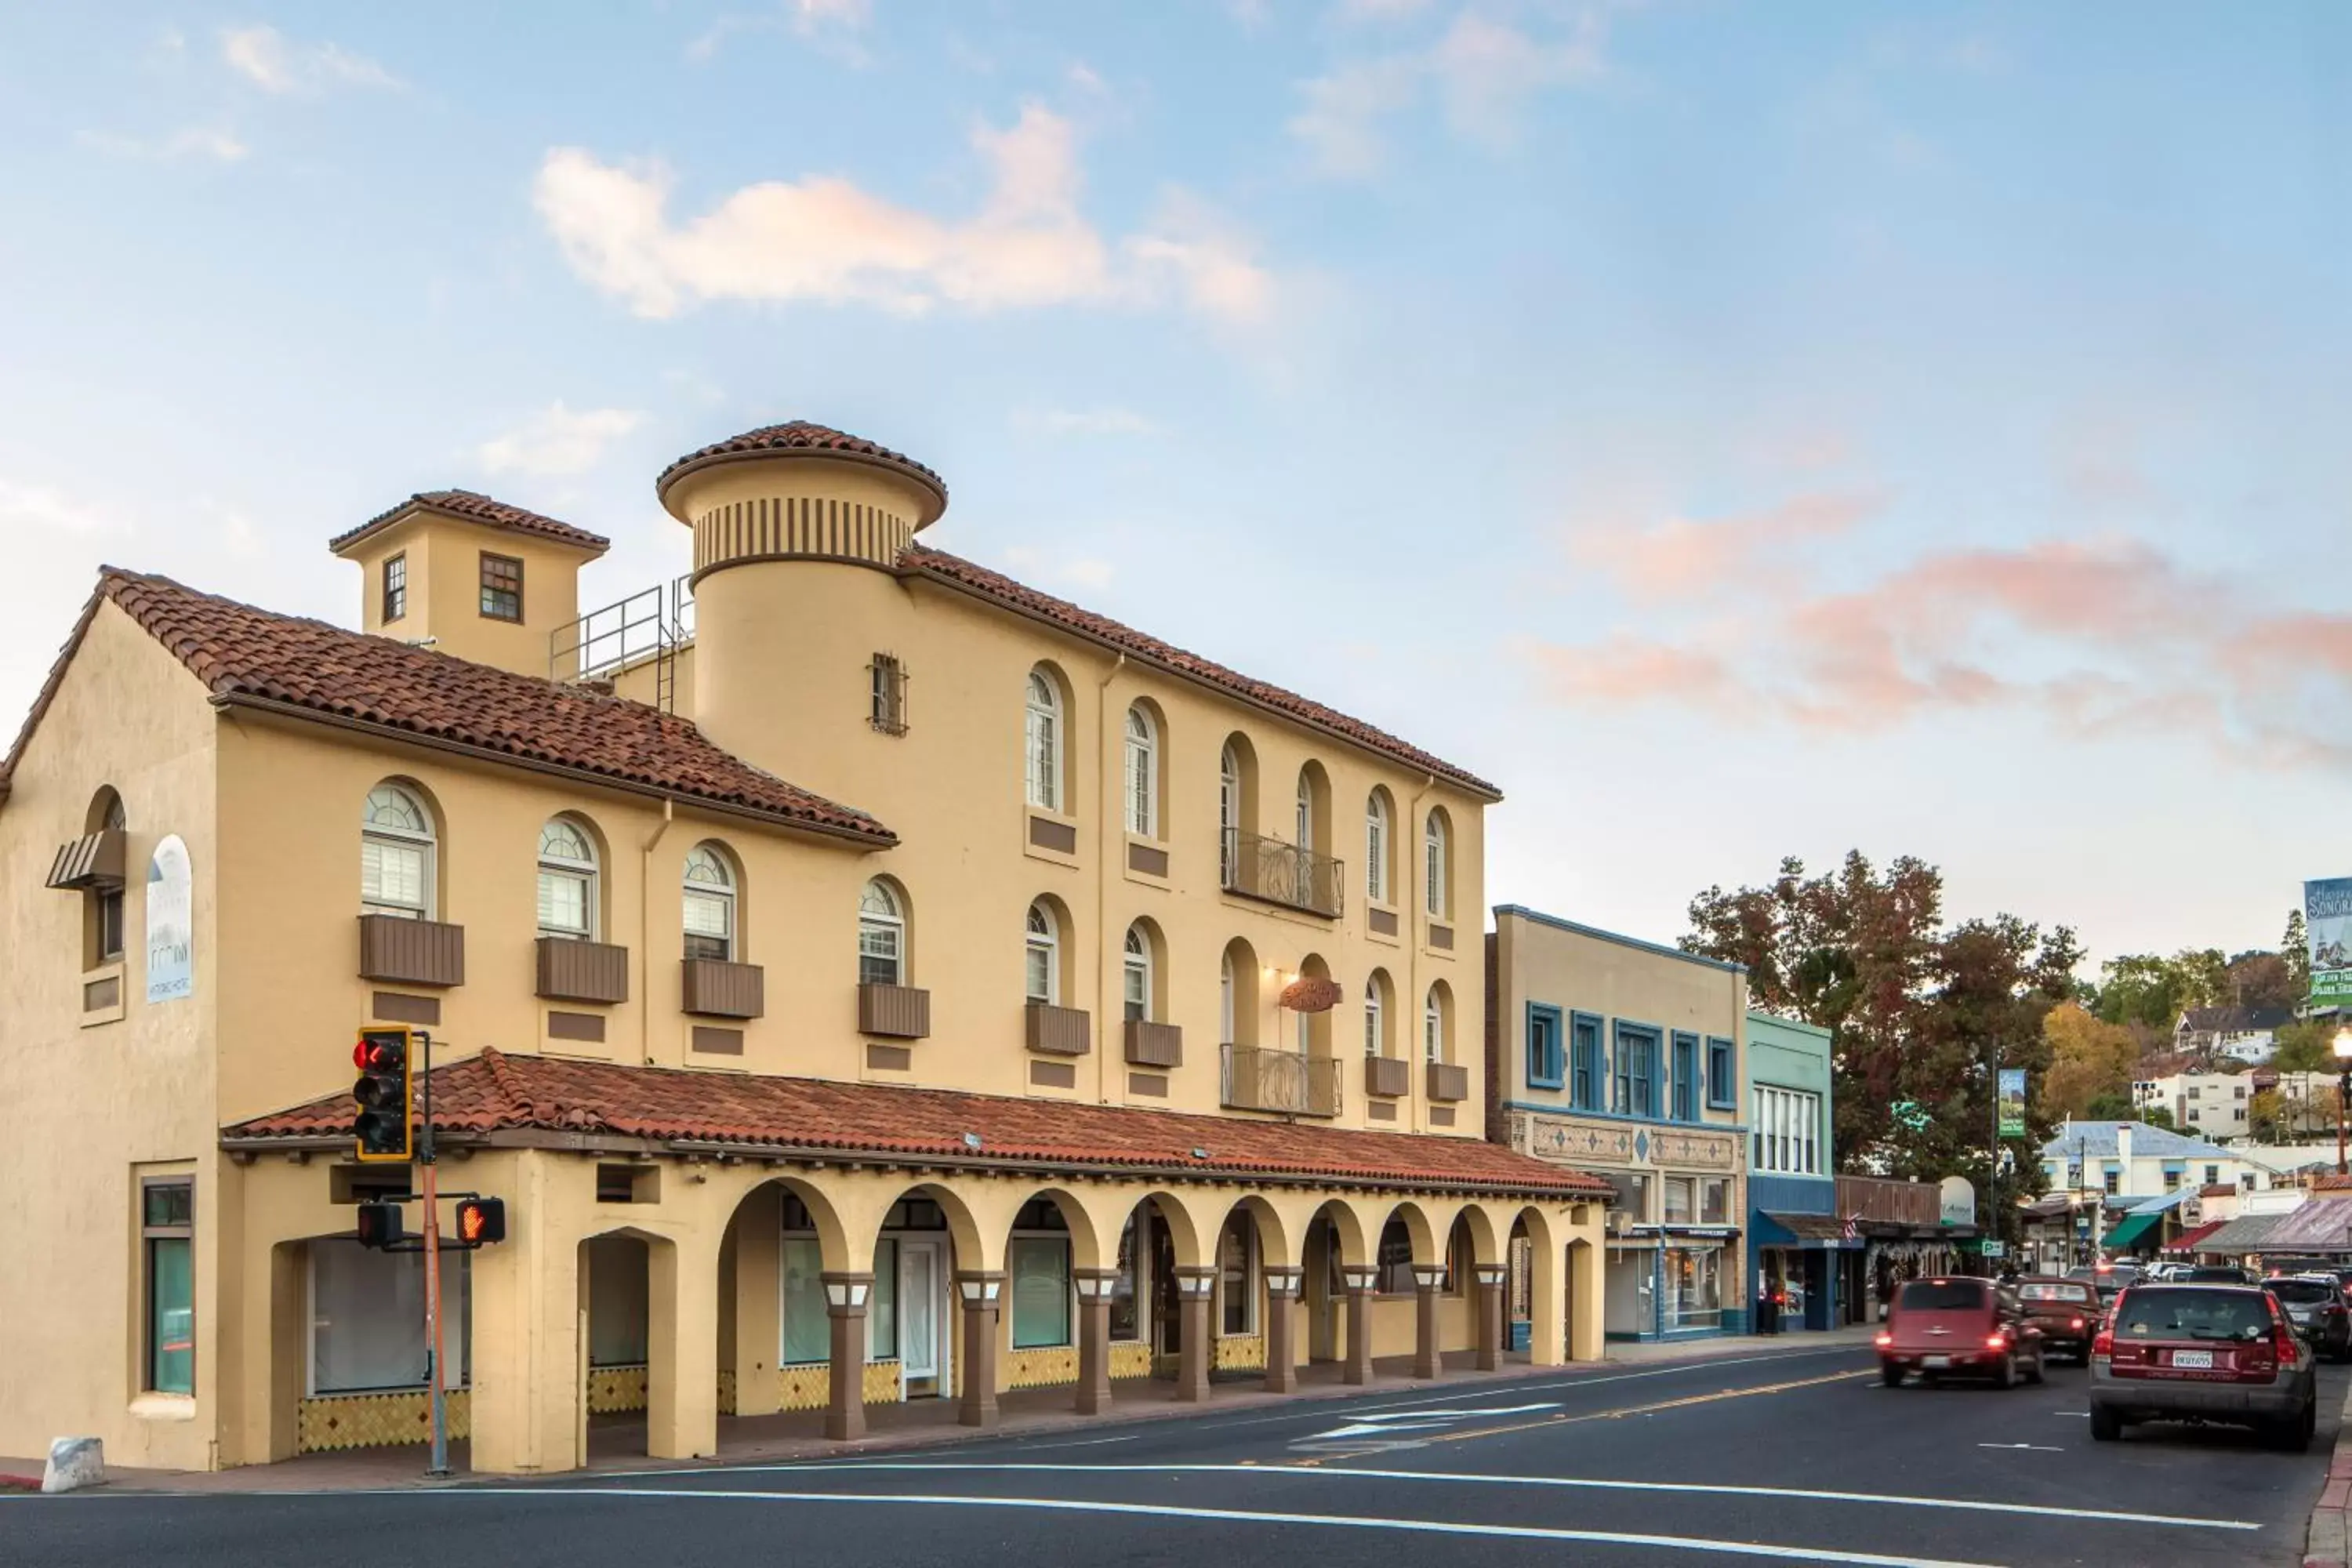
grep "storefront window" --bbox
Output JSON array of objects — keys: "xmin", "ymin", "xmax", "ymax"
[
  {"xmin": 1219, "ymin": 1216, "xmax": 1254, "ymax": 1334},
  {"xmin": 313, "ymin": 1241, "xmax": 472, "ymax": 1393},
  {"xmin": 143, "ymin": 1179, "xmax": 194, "ymax": 1395},
  {"xmin": 1699, "ymin": 1178, "xmax": 1731, "ymax": 1226},
  {"xmin": 782, "ymin": 1237, "xmax": 828, "ymax": 1365},
  {"xmin": 1374, "ymin": 1218, "xmax": 1416, "ymax": 1295},
  {"xmin": 1664, "ymin": 1247, "xmax": 1722, "ymax": 1330},
  {"xmin": 868, "ymin": 1238, "xmax": 899, "ymax": 1361},
  {"xmin": 1110, "ymin": 1217, "xmax": 1142, "ymax": 1341},
  {"xmin": 1662, "ymin": 1178, "xmax": 1694, "ymax": 1225},
  {"xmin": 1011, "ymin": 1236, "xmax": 1072, "ymax": 1348}
]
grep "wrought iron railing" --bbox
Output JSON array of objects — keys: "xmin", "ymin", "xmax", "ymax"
[
  {"xmin": 1220, "ymin": 830, "xmax": 1343, "ymax": 919},
  {"xmin": 1221, "ymin": 1044, "xmax": 1340, "ymax": 1117}
]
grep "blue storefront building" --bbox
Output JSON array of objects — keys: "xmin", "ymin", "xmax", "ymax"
[{"xmin": 1744, "ymin": 1011, "xmax": 1844, "ymax": 1331}]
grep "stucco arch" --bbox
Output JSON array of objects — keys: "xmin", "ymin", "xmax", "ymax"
[
  {"xmin": 1445, "ymin": 1200, "xmax": 1505, "ymax": 1269},
  {"xmin": 1367, "ymin": 1196, "xmax": 1440, "ymax": 1266},
  {"xmin": 1114, "ymin": 1186, "xmax": 1221, "ymax": 1269},
  {"xmin": 837, "ymin": 1178, "xmax": 997, "ymax": 1276},
  {"xmin": 1511, "ymin": 1203, "xmax": 1566, "ymax": 1367},
  {"xmin": 1008, "ymin": 1183, "xmax": 1112, "ymax": 1273},
  {"xmin": 1306, "ymin": 1196, "xmax": 1373, "ymax": 1269},
  {"xmin": 1216, "ymin": 1191, "xmax": 1314, "ymax": 1272},
  {"xmin": 710, "ymin": 1171, "xmax": 854, "ymax": 1272}
]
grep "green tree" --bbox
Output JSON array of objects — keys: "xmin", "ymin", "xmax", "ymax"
[
  {"xmin": 2286, "ymin": 908, "xmax": 2310, "ymax": 997},
  {"xmin": 2172, "ymin": 948, "xmax": 2230, "ymax": 1010},
  {"xmin": 2273, "ymin": 1019, "xmax": 2336, "ymax": 1074},
  {"xmin": 2042, "ymin": 1002, "xmax": 2136, "ymax": 1117},
  {"xmin": 2095, "ymin": 954, "xmax": 2184, "ymax": 1029}
]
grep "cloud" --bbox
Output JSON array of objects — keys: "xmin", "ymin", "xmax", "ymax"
[
  {"xmin": 221, "ymin": 25, "xmax": 401, "ymax": 95},
  {"xmin": 1001, "ymin": 545, "xmax": 1116, "ymax": 592},
  {"xmin": 1289, "ymin": 4, "xmax": 1616, "ymax": 175},
  {"xmin": 689, "ymin": 0, "xmax": 872, "ymax": 64},
  {"xmin": 0, "ymin": 478, "xmax": 117, "ymax": 535},
  {"xmin": 535, "ymin": 104, "xmax": 1272, "ymax": 325},
  {"xmin": 1016, "ymin": 407, "xmax": 1160, "ymax": 437},
  {"xmin": 1527, "ymin": 529, "xmax": 2352, "ymax": 772},
  {"xmin": 78, "ymin": 125, "xmax": 249, "ymax": 163},
  {"xmin": 1570, "ymin": 488, "xmax": 1887, "ymax": 601},
  {"xmin": 476, "ymin": 403, "xmax": 645, "ymax": 477}
]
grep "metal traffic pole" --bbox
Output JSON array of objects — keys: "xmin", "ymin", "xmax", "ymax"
[{"xmin": 419, "ymin": 1029, "xmax": 449, "ymax": 1479}]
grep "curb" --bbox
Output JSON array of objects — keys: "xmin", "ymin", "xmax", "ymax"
[{"xmin": 2306, "ymin": 1381, "xmax": 2352, "ymax": 1568}]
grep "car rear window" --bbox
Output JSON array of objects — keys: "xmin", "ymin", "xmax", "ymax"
[
  {"xmin": 2019, "ymin": 1282, "xmax": 2095, "ymax": 1304},
  {"xmin": 2265, "ymin": 1280, "xmax": 2337, "ymax": 1304},
  {"xmin": 1896, "ymin": 1281, "xmax": 1988, "ymax": 1312},
  {"xmin": 2114, "ymin": 1288, "xmax": 2274, "ymax": 1342},
  {"xmin": 2185, "ymin": 1268, "xmax": 2250, "ymax": 1283}
]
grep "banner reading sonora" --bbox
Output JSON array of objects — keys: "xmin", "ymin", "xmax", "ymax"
[
  {"xmin": 2310, "ymin": 877, "xmax": 2352, "ymax": 1005},
  {"xmin": 1997, "ymin": 1068, "xmax": 2027, "ymax": 1138}
]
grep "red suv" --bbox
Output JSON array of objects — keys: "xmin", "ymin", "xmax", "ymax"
[
  {"xmin": 1877, "ymin": 1277, "xmax": 2046, "ymax": 1388},
  {"xmin": 2089, "ymin": 1283, "xmax": 2317, "ymax": 1449}
]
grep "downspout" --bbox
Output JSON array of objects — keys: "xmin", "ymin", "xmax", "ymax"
[
  {"xmin": 1096, "ymin": 652, "xmax": 1128, "ymax": 1105},
  {"xmin": 1406, "ymin": 772, "xmax": 1436, "ymax": 1134},
  {"xmin": 641, "ymin": 797, "xmax": 674, "ymax": 1066}
]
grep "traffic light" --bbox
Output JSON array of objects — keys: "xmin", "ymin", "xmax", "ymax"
[
  {"xmin": 354, "ymin": 1200, "xmax": 406, "ymax": 1250},
  {"xmin": 453, "ymin": 1196, "xmax": 506, "ymax": 1247},
  {"xmin": 351, "ymin": 1028, "xmax": 414, "ymax": 1163}
]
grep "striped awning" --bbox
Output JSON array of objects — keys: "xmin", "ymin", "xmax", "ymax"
[{"xmin": 45, "ymin": 829, "xmax": 125, "ymax": 891}]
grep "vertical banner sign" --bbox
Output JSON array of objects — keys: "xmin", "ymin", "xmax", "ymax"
[
  {"xmin": 146, "ymin": 834, "xmax": 194, "ymax": 1004},
  {"xmin": 2309, "ymin": 878, "xmax": 2352, "ymax": 1006},
  {"xmin": 1997, "ymin": 1068, "xmax": 2027, "ymax": 1138}
]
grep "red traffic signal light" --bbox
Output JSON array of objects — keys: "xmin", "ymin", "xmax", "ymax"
[
  {"xmin": 453, "ymin": 1196, "xmax": 506, "ymax": 1247},
  {"xmin": 354, "ymin": 1200, "xmax": 406, "ymax": 1250},
  {"xmin": 351, "ymin": 1028, "xmax": 415, "ymax": 1163}
]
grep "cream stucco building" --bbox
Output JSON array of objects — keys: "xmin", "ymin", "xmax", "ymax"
[{"xmin": 0, "ymin": 421, "xmax": 1606, "ymax": 1475}]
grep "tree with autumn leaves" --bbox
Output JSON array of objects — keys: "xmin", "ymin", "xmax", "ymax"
[{"xmin": 1683, "ymin": 852, "xmax": 2083, "ymax": 1245}]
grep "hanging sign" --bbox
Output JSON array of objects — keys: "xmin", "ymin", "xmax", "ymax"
[
  {"xmin": 146, "ymin": 834, "xmax": 193, "ymax": 1003},
  {"xmin": 2308, "ymin": 878, "xmax": 2352, "ymax": 1005},
  {"xmin": 1997, "ymin": 1069, "xmax": 2027, "ymax": 1138}
]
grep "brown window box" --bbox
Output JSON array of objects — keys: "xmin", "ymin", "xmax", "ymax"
[
  {"xmin": 1367, "ymin": 906, "xmax": 1399, "ymax": 938},
  {"xmin": 1127, "ymin": 840, "xmax": 1169, "ymax": 878},
  {"xmin": 1363, "ymin": 1054, "xmax": 1411, "ymax": 1098},
  {"xmin": 358, "ymin": 914, "xmax": 466, "ymax": 988},
  {"xmin": 1026, "ymin": 1002, "xmax": 1092, "ymax": 1057},
  {"xmin": 1123, "ymin": 1018, "xmax": 1183, "ymax": 1069},
  {"xmin": 681, "ymin": 957, "xmax": 764, "ymax": 1019},
  {"xmin": 1427, "ymin": 922, "xmax": 1455, "ymax": 950},
  {"xmin": 1028, "ymin": 814, "xmax": 1078, "ymax": 854},
  {"xmin": 1427, "ymin": 1061, "xmax": 1470, "ymax": 1102},
  {"xmin": 536, "ymin": 937, "xmax": 630, "ymax": 1005},
  {"xmin": 858, "ymin": 982, "xmax": 931, "ymax": 1040}
]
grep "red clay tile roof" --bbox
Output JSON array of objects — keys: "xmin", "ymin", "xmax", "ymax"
[
  {"xmin": 223, "ymin": 1047, "xmax": 1609, "ymax": 1199},
  {"xmin": 901, "ymin": 547, "xmax": 1501, "ymax": 799},
  {"xmin": 0, "ymin": 570, "xmax": 890, "ymax": 843},
  {"xmin": 330, "ymin": 489, "xmax": 612, "ymax": 557},
  {"xmin": 657, "ymin": 420, "xmax": 949, "ymax": 517}
]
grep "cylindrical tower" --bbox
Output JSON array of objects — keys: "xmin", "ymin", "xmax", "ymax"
[{"xmin": 655, "ymin": 420, "xmax": 949, "ymax": 799}]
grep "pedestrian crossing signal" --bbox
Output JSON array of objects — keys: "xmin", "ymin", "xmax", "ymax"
[
  {"xmin": 351, "ymin": 1028, "xmax": 414, "ymax": 1163},
  {"xmin": 453, "ymin": 1196, "xmax": 506, "ymax": 1247},
  {"xmin": 354, "ymin": 1200, "xmax": 405, "ymax": 1250}
]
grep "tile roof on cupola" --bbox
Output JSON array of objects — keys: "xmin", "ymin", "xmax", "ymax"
[
  {"xmin": 655, "ymin": 419, "xmax": 949, "ymax": 523},
  {"xmin": 328, "ymin": 488, "xmax": 611, "ymax": 558}
]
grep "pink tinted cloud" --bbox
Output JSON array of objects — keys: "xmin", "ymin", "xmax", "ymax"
[{"xmin": 1570, "ymin": 488, "xmax": 1887, "ymax": 601}]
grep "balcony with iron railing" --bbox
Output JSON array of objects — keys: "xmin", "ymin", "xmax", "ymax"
[
  {"xmin": 1221, "ymin": 1044, "xmax": 1341, "ymax": 1117},
  {"xmin": 1220, "ymin": 830, "xmax": 1343, "ymax": 920}
]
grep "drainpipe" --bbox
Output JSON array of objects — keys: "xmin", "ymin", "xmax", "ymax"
[
  {"xmin": 641, "ymin": 797, "xmax": 674, "ymax": 1066},
  {"xmin": 1406, "ymin": 772, "xmax": 1436, "ymax": 1134},
  {"xmin": 1096, "ymin": 652, "xmax": 1127, "ymax": 1105}
]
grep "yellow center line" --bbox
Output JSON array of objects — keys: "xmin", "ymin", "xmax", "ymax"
[{"xmin": 1404, "ymin": 1369, "xmax": 1875, "ymax": 1449}]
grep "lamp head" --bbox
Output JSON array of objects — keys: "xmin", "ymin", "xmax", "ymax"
[{"xmin": 2333, "ymin": 1027, "xmax": 2352, "ymax": 1064}]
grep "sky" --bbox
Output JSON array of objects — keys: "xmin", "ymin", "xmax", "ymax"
[{"xmin": 0, "ymin": 2, "xmax": 2345, "ymax": 971}]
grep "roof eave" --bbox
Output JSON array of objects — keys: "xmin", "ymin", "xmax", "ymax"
[
  {"xmin": 655, "ymin": 445, "xmax": 949, "ymax": 524},
  {"xmin": 328, "ymin": 501, "xmax": 612, "ymax": 561},
  {"xmin": 210, "ymin": 691, "xmax": 897, "ymax": 850},
  {"xmin": 898, "ymin": 559, "xmax": 1504, "ymax": 803}
]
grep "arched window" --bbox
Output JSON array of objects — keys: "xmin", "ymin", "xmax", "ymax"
[
  {"xmin": 1366, "ymin": 792, "xmax": 1391, "ymax": 905},
  {"xmin": 361, "ymin": 783, "xmax": 434, "ymax": 920},
  {"xmin": 682, "ymin": 844, "xmax": 737, "ymax": 962},
  {"xmin": 858, "ymin": 879, "xmax": 905, "ymax": 986},
  {"xmin": 87, "ymin": 788, "xmax": 128, "ymax": 964},
  {"xmin": 536, "ymin": 818, "xmax": 597, "ymax": 940},
  {"xmin": 1025, "ymin": 670, "xmax": 1062, "ymax": 811},
  {"xmin": 1424, "ymin": 809, "xmax": 1450, "ymax": 919},
  {"xmin": 1220, "ymin": 949, "xmax": 1236, "ymax": 1045},
  {"xmin": 1295, "ymin": 771, "xmax": 1313, "ymax": 853},
  {"xmin": 1123, "ymin": 706, "xmax": 1158, "ymax": 837},
  {"xmin": 1218, "ymin": 742, "xmax": 1241, "ymax": 884},
  {"xmin": 1424, "ymin": 985, "xmax": 1447, "ymax": 1064},
  {"xmin": 1025, "ymin": 901, "xmax": 1060, "ymax": 1005},
  {"xmin": 1364, "ymin": 971, "xmax": 1389, "ymax": 1058},
  {"xmin": 1123, "ymin": 924, "xmax": 1152, "ymax": 1022}
]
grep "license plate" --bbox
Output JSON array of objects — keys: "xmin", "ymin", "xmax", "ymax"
[
  {"xmin": 1922, "ymin": 1355, "xmax": 1951, "ymax": 1369},
  {"xmin": 2171, "ymin": 1349, "xmax": 2214, "ymax": 1370}
]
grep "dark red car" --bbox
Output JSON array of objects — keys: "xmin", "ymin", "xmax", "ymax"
[
  {"xmin": 1877, "ymin": 1277, "xmax": 2046, "ymax": 1388},
  {"xmin": 2013, "ymin": 1276, "xmax": 2100, "ymax": 1363}
]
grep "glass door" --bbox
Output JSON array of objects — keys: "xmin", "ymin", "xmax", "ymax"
[{"xmin": 900, "ymin": 1240, "xmax": 943, "ymax": 1392}]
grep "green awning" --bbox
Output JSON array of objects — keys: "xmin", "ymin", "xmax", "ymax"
[{"xmin": 2103, "ymin": 1211, "xmax": 2162, "ymax": 1251}]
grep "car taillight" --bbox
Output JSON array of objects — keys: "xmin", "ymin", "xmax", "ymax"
[
  {"xmin": 2069, "ymin": 1317, "xmax": 2084, "ymax": 1330},
  {"xmin": 1874, "ymin": 1331, "xmax": 1892, "ymax": 1348},
  {"xmin": 2091, "ymin": 1328, "xmax": 2113, "ymax": 1359},
  {"xmin": 1985, "ymin": 1333, "xmax": 2007, "ymax": 1351}
]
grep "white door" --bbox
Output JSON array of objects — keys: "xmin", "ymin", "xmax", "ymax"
[{"xmin": 900, "ymin": 1240, "xmax": 945, "ymax": 1392}]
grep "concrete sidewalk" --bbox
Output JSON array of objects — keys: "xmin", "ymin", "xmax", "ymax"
[
  {"xmin": 5, "ymin": 1327, "xmax": 1877, "ymax": 1495},
  {"xmin": 2307, "ymin": 1376, "xmax": 2352, "ymax": 1567}
]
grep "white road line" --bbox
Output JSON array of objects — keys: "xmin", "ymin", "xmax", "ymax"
[
  {"xmin": 1976, "ymin": 1443, "xmax": 2065, "ymax": 1454},
  {"xmin": 720, "ymin": 1461, "xmax": 2259, "ymax": 1532},
  {"xmin": 993, "ymin": 1434, "xmax": 1139, "ymax": 1452},
  {"xmin": 430, "ymin": 1484, "xmax": 2013, "ymax": 1568}
]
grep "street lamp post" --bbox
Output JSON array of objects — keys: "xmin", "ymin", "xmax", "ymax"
[{"xmin": 2334, "ymin": 1029, "xmax": 2352, "ymax": 1178}]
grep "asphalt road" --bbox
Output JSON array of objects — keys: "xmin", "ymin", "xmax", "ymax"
[{"xmin": 5, "ymin": 1343, "xmax": 2339, "ymax": 1567}]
